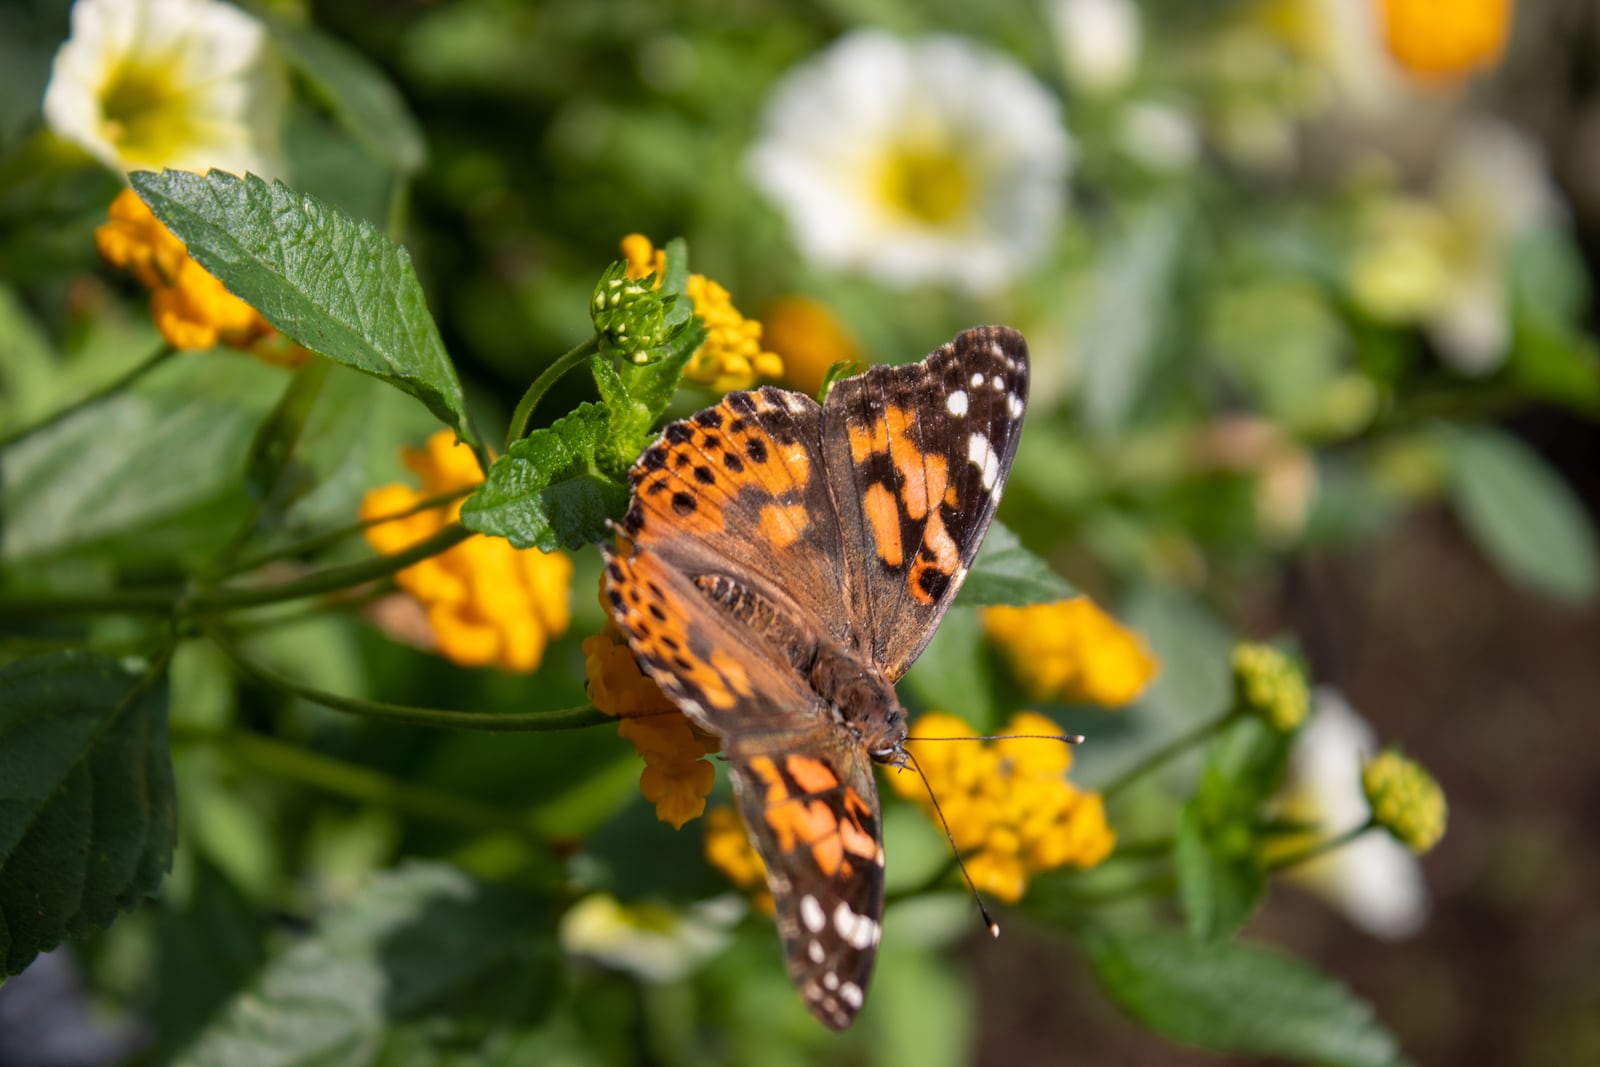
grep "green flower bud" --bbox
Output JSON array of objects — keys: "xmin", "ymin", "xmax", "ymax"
[
  {"xmin": 1362, "ymin": 748, "xmax": 1447, "ymax": 854},
  {"xmin": 591, "ymin": 260, "xmax": 675, "ymax": 361},
  {"xmin": 1231, "ymin": 642, "xmax": 1309, "ymax": 733}
]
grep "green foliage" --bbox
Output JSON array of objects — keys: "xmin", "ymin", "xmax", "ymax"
[
  {"xmin": 1446, "ymin": 426, "xmax": 1600, "ymax": 603},
  {"xmin": 265, "ymin": 15, "xmax": 428, "ymax": 176},
  {"xmin": 2, "ymin": 1, "xmax": 1592, "ymax": 1061},
  {"xmin": 955, "ymin": 520, "xmax": 1077, "ymax": 606},
  {"xmin": 461, "ymin": 402, "xmax": 630, "ymax": 551},
  {"xmin": 1085, "ymin": 928, "xmax": 1408, "ymax": 1067},
  {"xmin": 1, "ymin": 354, "xmax": 280, "ymax": 566},
  {"xmin": 128, "ymin": 170, "xmax": 477, "ymax": 450},
  {"xmin": 0, "ymin": 651, "xmax": 175, "ymax": 975},
  {"xmin": 173, "ymin": 863, "xmax": 559, "ymax": 1067}
]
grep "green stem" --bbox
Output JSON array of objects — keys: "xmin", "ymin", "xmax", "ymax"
[
  {"xmin": 1103, "ymin": 836, "xmax": 1174, "ymax": 861},
  {"xmin": 0, "ymin": 587, "xmax": 178, "ymax": 619},
  {"xmin": 178, "ymin": 726, "xmax": 548, "ymax": 845},
  {"xmin": 0, "ymin": 523, "xmax": 474, "ymax": 621},
  {"xmin": 219, "ymin": 485, "xmax": 475, "ymax": 578},
  {"xmin": 186, "ymin": 524, "xmax": 476, "ymax": 613},
  {"xmin": 505, "ymin": 336, "xmax": 600, "ymax": 449},
  {"xmin": 0, "ymin": 345, "xmax": 177, "ymax": 450},
  {"xmin": 1265, "ymin": 818, "xmax": 1377, "ymax": 874},
  {"xmin": 1099, "ymin": 707, "xmax": 1243, "ymax": 803},
  {"xmin": 202, "ymin": 619, "xmax": 611, "ymax": 732}
]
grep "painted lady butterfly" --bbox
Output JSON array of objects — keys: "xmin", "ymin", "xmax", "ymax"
[{"xmin": 602, "ymin": 326, "xmax": 1028, "ymax": 1028}]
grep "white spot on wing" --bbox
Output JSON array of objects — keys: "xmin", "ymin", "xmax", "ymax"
[
  {"xmin": 808, "ymin": 940, "xmax": 825, "ymax": 964},
  {"xmin": 800, "ymin": 895, "xmax": 827, "ymax": 932},
  {"xmin": 991, "ymin": 374, "xmax": 1005, "ymax": 391},
  {"xmin": 968, "ymin": 432, "xmax": 999, "ymax": 490},
  {"xmin": 946, "ymin": 390, "xmax": 968, "ymax": 416},
  {"xmin": 970, "ymin": 371, "xmax": 985, "ymax": 387},
  {"xmin": 823, "ymin": 972, "xmax": 839, "ymax": 990},
  {"xmin": 1008, "ymin": 393, "xmax": 1024, "ymax": 419},
  {"xmin": 839, "ymin": 981, "xmax": 864, "ymax": 1009},
  {"xmin": 833, "ymin": 902, "xmax": 881, "ymax": 950}
]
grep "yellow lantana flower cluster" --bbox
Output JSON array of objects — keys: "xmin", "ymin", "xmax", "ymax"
[
  {"xmin": 982, "ymin": 598, "xmax": 1159, "ymax": 709},
  {"xmin": 703, "ymin": 806, "xmax": 774, "ymax": 914},
  {"xmin": 1378, "ymin": 0, "xmax": 1512, "ymax": 84},
  {"xmin": 892, "ymin": 711, "xmax": 1115, "ymax": 903},
  {"xmin": 620, "ymin": 234, "xmax": 783, "ymax": 392},
  {"xmin": 583, "ymin": 609, "xmax": 720, "ymax": 829},
  {"xmin": 1362, "ymin": 749, "xmax": 1448, "ymax": 855},
  {"xmin": 96, "ymin": 188, "xmax": 307, "ymax": 365},
  {"xmin": 362, "ymin": 430, "xmax": 572, "ymax": 671}
]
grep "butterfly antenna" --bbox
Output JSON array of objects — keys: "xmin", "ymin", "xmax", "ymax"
[
  {"xmin": 903, "ymin": 749, "xmax": 1001, "ymax": 939},
  {"xmin": 907, "ymin": 732, "xmax": 1085, "ymax": 744}
]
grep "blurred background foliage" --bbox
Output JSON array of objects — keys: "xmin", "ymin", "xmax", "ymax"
[{"xmin": 1, "ymin": 0, "xmax": 1599, "ymax": 1064}]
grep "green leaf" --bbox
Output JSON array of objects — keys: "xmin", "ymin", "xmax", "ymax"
[
  {"xmin": 1085, "ymin": 927, "xmax": 1409, "ymax": 1067},
  {"xmin": 901, "ymin": 606, "xmax": 1001, "ymax": 731},
  {"xmin": 150, "ymin": 858, "xmax": 268, "ymax": 1061},
  {"xmin": 1446, "ymin": 426, "xmax": 1600, "ymax": 604},
  {"xmin": 129, "ymin": 170, "xmax": 475, "ymax": 448},
  {"xmin": 1076, "ymin": 200, "xmax": 1189, "ymax": 434},
  {"xmin": 956, "ymin": 520, "xmax": 1076, "ymax": 606},
  {"xmin": 590, "ymin": 331, "xmax": 701, "ymax": 478},
  {"xmin": 2, "ymin": 354, "xmax": 281, "ymax": 567},
  {"xmin": 1509, "ymin": 227, "xmax": 1589, "ymax": 330},
  {"xmin": 460, "ymin": 402, "xmax": 628, "ymax": 551},
  {"xmin": 174, "ymin": 862, "xmax": 558, "ymax": 1067},
  {"xmin": 0, "ymin": 651, "xmax": 175, "ymax": 975},
  {"xmin": 266, "ymin": 15, "xmax": 427, "ymax": 175},
  {"xmin": 1174, "ymin": 802, "xmax": 1264, "ymax": 942}
]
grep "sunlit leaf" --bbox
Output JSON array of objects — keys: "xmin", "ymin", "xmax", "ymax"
[
  {"xmin": 130, "ymin": 170, "xmax": 475, "ymax": 448},
  {"xmin": 956, "ymin": 520, "xmax": 1076, "ymax": 606},
  {"xmin": 461, "ymin": 402, "xmax": 627, "ymax": 551}
]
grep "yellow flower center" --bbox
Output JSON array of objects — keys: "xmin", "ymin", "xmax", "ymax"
[
  {"xmin": 876, "ymin": 143, "xmax": 973, "ymax": 225},
  {"xmin": 98, "ymin": 61, "xmax": 199, "ymax": 168}
]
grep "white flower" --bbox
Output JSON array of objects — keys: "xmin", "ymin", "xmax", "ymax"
[
  {"xmin": 1348, "ymin": 119, "xmax": 1557, "ymax": 375},
  {"xmin": 1277, "ymin": 688, "xmax": 1430, "ymax": 940},
  {"xmin": 43, "ymin": 0, "xmax": 287, "ymax": 178},
  {"xmin": 559, "ymin": 893, "xmax": 743, "ymax": 983},
  {"xmin": 1048, "ymin": 0, "xmax": 1142, "ymax": 96},
  {"xmin": 746, "ymin": 31, "xmax": 1072, "ymax": 294}
]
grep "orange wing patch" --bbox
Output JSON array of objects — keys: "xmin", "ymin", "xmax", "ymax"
[
  {"xmin": 605, "ymin": 543, "xmax": 744, "ymax": 711},
  {"xmin": 747, "ymin": 755, "xmax": 882, "ymax": 878},
  {"xmin": 846, "ymin": 403, "xmax": 962, "ymax": 604}
]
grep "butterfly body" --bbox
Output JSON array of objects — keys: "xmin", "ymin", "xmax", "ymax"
[{"xmin": 602, "ymin": 326, "xmax": 1029, "ymax": 1028}]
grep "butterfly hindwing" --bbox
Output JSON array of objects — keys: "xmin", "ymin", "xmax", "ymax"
[{"xmin": 727, "ymin": 738, "xmax": 885, "ymax": 1031}]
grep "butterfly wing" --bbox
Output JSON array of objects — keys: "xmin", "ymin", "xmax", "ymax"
[
  {"xmin": 726, "ymin": 736, "xmax": 885, "ymax": 1031},
  {"xmin": 614, "ymin": 386, "xmax": 856, "ymax": 657},
  {"xmin": 820, "ymin": 326, "xmax": 1030, "ymax": 679}
]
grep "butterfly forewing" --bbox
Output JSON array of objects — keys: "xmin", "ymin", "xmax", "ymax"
[{"xmin": 821, "ymin": 326, "xmax": 1029, "ymax": 678}]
